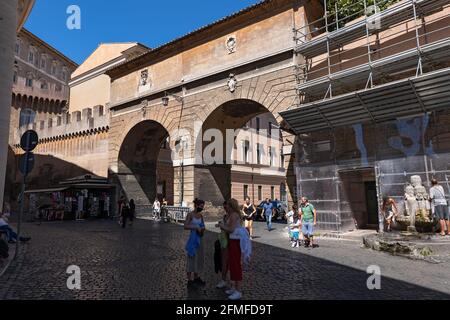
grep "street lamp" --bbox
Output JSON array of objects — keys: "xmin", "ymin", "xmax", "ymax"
[{"xmin": 176, "ymin": 136, "xmax": 188, "ymax": 207}]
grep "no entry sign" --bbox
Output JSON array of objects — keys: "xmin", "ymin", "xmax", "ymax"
[{"xmin": 20, "ymin": 130, "xmax": 39, "ymax": 152}]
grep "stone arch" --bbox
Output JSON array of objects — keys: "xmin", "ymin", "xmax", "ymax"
[
  {"xmin": 193, "ymin": 98, "xmax": 285, "ymax": 206},
  {"xmin": 15, "ymin": 94, "xmax": 22, "ymax": 108},
  {"xmin": 26, "ymin": 95, "xmax": 32, "ymax": 108},
  {"xmin": 115, "ymin": 120, "xmax": 174, "ymax": 207},
  {"xmin": 55, "ymin": 100, "xmax": 61, "ymax": 113},
  {"xmin": 33, "ymin": 96, "xmax": 39, "ymax": 109},
  {"xmin": 109, "ymin": 101, "xmax": 181, "ymax": 174},
  {"xmin": 11, "ymin": 93, "xmax": 16, "ymax": 108},
  {"xmin": 196, "ymin": 70, "xmax": 297, "ymax": 126}
]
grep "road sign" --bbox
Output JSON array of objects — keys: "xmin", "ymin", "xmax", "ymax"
[
  {"xmin": 20, "ymin": 130, "xmax": 39, "ymax": 152},
  {"xmin": 19, "ymin": 152, "xmax": 35, "ymax": 176}
]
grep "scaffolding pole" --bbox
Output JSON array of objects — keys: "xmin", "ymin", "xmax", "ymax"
[
  {"xmin": 364, "ymin": 0, "xmax": 374, "ymax": 89},
  {"xmin": 412, "ymin": 0, "xmax": 424, "ymax": 76},
  {"xmin": 324, "ymin": 0, "xmax": 333, "ymax": 99}
]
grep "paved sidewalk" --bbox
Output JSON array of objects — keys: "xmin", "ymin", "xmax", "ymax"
[{"xmin": 0, "ymin": 219, "xmax": 449, "ymax": 300}]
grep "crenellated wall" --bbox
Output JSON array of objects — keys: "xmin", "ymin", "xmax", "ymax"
[
  {"xmin": 14, "ymin": 105, "xmax": 109, "ymax": 143},
  {"xmin": 10, "ymin": 106, "xmax": 111, "ymax": 196}
]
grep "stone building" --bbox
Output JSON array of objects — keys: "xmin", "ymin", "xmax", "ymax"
[
  {"xmin": 230, "ymin": 112, "xmax": 287, "ymax": 204},
  {"xmin": 105, "ymin": 0, "xmax": 303, "ymax": 211},
  {"xmin": 0, "ymin": 0, "xmax": 35, "ymax": 211},
  {"xmin": 15, "ymin": 0, "xmax": 450, "ymax": 232},
  {"xmin": 6, "ymin": 28, "xmax": 78, "ymax": 203},
  {"xmin": 281, "ymin": 0, "xmax": 450, "ymax": 233},
  {"xmin": 11, "ymin": 0, "xmax": 303, "ymax": 215}
]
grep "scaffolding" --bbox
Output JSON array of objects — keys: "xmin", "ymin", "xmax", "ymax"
[
  {"xmin": 293, "ymin": 109, "xmax": 450, "ymax": 233},
  {"xmin": 294, "ymin": 0, "xmax": 450, "ymax": 102},
  {"xmin": 285, "ymin": 0, "xmax": 450, "ymax": 234}
]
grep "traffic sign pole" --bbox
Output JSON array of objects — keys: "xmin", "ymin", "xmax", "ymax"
[{"xmin": 15, "ymin": 134, "xmax": 32, "ymax": 260}]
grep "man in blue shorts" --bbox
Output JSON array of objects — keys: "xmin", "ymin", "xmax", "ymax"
[{"xmin": 299, "ymin": 197, "xmax": 316, "ymax": 247}]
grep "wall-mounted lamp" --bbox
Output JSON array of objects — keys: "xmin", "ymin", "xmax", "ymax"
[
  {"xmin": 162, "ymin": 96, "xmax": 170, "ymax": 107},
  {"xmin": 162, "ymin": 92, "xmax": 183, "ymax": 106}
]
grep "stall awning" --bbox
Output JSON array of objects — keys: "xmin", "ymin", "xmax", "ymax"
[
  {"xmin": 68, "ymin": 183, "xmax": 115, "ymax": 189},
  {"xmin": 25, "ymin": 187, "xmax": 69, "ymax": 194},
  {"xmin": 280, "ymin": 67, "xmax": 450, "ymax": 135}
]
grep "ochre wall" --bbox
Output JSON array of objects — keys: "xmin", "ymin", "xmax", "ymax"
[
  {"xmin": 110, "ymin": 5, "xmax": 299, "ymax": 105},
  {"xmin": 70, "ymin": 74, "xmax": 111, "ymax": 112}
]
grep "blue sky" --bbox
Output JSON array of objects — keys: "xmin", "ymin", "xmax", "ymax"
[{"xmin": 25, "ymin": 0, "xmax": 261, "ymax": 65}]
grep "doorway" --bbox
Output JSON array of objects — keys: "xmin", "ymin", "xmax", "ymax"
[
  {"xmin": 339, "ymin": 168, "xmax": 378, "ymax": 230},
  {"xmin": 364, "ymin": 181, "xmax": 379, "ymax": 227}
]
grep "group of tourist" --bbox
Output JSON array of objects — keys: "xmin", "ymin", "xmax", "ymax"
[
  {"xmin": 117, "ymin": 196, "xmax": 136, "ymax": 229},
  {"xmin": 118, "ymin": 196, "xmax": 170, "ymax": 228},
  {"xmin": 382, "ymin": 179, "xmax": 450, "ymax": 235},
  {"xmin": 285, "ymin": 197, "xmax": 317, "ymax": 248},
  {"xmin": 286, "ymin": 197, "xmax": 317, "ymax": 248},
  {"xmin": 184, "ymin": 198, "xmax": 252, "ymax": 300},
  {"xmin": 152, "ymin": 198, "xmax": 168, "ymax": 220},
  {"xmin": 182, "ymin": 196, "xmax": 316, "ymax": 300}
]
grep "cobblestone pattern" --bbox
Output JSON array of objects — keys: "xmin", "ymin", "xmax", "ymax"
[{"xmin": 0, "ymin": 220, "xmax": 449, "ymax": 300}]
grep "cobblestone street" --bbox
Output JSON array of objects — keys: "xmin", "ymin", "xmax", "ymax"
[{"xmin": 1, "ymin": 219, "xmax": 449, "ymax": 300}]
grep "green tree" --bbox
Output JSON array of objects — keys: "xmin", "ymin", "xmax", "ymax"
[{"xmin": 325, "ymin": 0, "xmax": 400, "ymax": 30}]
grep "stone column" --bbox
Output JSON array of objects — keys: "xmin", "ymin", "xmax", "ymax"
[{"xmin": 0, "ymin": 0, "xmax": 19, "ymax": 211}]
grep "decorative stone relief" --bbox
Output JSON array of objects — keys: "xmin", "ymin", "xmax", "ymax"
[
  {"xmin": 227, "ymin": 73, "xmax": 237, "ymax": 93},
  {"xmin": 226, "ymin": 36, "xmax": 237, "ymax": 54},
  {"xmin": 138, "ymin": 69, "xmax": 151, "ymax": 93},
  {"xmin": 141, "ymin": 100, "xmax": 148, "ymax": 118}
]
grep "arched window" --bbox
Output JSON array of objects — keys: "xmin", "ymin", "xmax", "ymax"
[
  {"xmin": 51, "ymin": 61, "xmax": 58, "ymax": 75},
  {"xmin": 28, "ymin": 46, "xmax": 37, "ymax": 64},
  {"xmin": 13, "ymin": 68, "xmax": 18, "ymax": 84},
  {"xmin": 25, "ymin": 73, "xmax": 34, "ymax": 87},
  {"xmin": 19, "ymin": 108, "xmax": 36, "ymax": 128},
  {"xmin": 61, "ymin": 67, "xmax": 68, "ymax": 82},
  {"xmin": 280, "ymin": 183, "xmax": 287, "ymax": 203},
  {"xmin": 15, "ymin": 38, "xmax": 21, "ymax": 55},
  {"xmin": 40, "ymin": 79, "xmax": 48, "ymax": 90},
  {"xmin": 40, "ymin": 55, "xmax": 47, "ymax": 70}
]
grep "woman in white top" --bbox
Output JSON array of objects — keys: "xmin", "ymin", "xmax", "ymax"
[
  {"xmin": 219, "ymin": 198, "xmax": 244, "ymax": 300},
  {"xmin": 430, "ymin": 179, "xmax": 449, "ymax": 236},
  {"xmin": 153, "ymin": 199, "xmax": 161, "ymax": 220}
]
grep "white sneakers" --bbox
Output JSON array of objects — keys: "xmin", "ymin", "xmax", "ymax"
[
  {"xmin": 223, "ymin": 286, "xmax": 242, "ymax": 300},
  {"xmin": 216, "ymin": 280, "xmax": 227, "ymax": 289},
  {"xmin": 228, "ymin": 291, "xmax": 242, "ymax": 300}
]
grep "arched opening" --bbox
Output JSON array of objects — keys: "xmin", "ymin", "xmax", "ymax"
[
  {"xmin": 198, "ymin": 99, "xmax": 285, "ymax": 207},
  {"xmin": 118, "ymin": 120, "xmax": 174, "ymax": 209},
  {"xmin": 19, "ymin": 108, "xmax": 36, "ymax": 128}
]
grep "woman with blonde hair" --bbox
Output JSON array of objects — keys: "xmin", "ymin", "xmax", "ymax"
[{"xmin": 219, "ymin": 198, "xmax": 251, "ymax": 300}]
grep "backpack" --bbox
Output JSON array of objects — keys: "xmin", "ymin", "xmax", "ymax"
[{"xmin": 0, "ymin": 238, "xmax": 9, "ymax": 259}]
